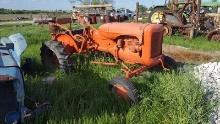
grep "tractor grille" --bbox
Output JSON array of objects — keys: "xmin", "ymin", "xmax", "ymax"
[
  {"xmin": 0, "ymin": 82, "xmax": 17, "ymax": 123},
  {"xmin": 151, "ymin": 32, "xmax": 163, "ymax": 58}
]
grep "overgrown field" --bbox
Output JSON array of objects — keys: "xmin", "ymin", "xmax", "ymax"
[{"xmin": 0, "ymin": 24, "xmax": 217, "ymax": 124}]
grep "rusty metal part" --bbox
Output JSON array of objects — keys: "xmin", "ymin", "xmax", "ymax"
[
  {"xmin": 207, "ymin": 29, "xmax": 220, "ymax": 41},
  {"xmin": 73, "ymin": 4, "xmax": 113, "ymax": 17},
  {"xmin": 121, "ymin": 55, "xmax": 164, "ymax": 79},
  {"xmin": 109, "ymin": 77, "xmax": 139, "ymax": 104},
  {"xmin": 211, "ymin": 34, "xmax": 220, "ymax": 41},
  {"xmin": 117, "ymin": 39, "xmax": 124, "ymax": 48},
  {"xmin": 0, "ymin": 75, "xmax": 15, "ymax": 81},
  {"xmin": 163, "ymin": 24, "xmax": 172, "ymax": 36},
  {"xmin": 149, "ymin": 0, "xmax": 220, "ymax": 39}
]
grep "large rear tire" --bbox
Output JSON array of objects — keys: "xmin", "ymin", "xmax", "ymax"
[
  {"xmin": 109, "ymin": 77, "xmax": 139, "ymax": 105},
  {"xmin": 40, "ymin": 41, "xmax": 73, "ymax": 72}
]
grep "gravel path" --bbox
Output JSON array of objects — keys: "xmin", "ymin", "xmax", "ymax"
[{"xmin": 194, "ymin": 62, "xmax": 220, "ymax": 124}]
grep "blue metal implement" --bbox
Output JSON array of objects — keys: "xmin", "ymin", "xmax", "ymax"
[{"xmin": 0, "ymin": 34, "xmax": 49, "ymax": 124}]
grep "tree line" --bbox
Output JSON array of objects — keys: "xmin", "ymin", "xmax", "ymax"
[
  {"xmin": 69, "ymin": 0, "xmax": 114, "ymax": 5},
  {"xmin": 0, "ymin": 8, "xmax": 70, "ymax": 14}
]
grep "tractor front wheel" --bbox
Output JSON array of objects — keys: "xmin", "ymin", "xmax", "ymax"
[{"xmin": 109, "ymin": 77, "xmax": 138, "ymax": 105}]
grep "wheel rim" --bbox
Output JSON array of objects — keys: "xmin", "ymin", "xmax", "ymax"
[{"xmin": 151, "ymin": 11, "xmax": 164, "ymax": 23}]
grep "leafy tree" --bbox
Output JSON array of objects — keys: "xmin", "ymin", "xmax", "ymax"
[{"xmin": 139, "ymin": 5, "xmax": 148, "ymax": 13}]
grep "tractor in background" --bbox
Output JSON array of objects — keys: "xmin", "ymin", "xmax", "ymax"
[
  {"xmin": 40, "ymin": 11, "xmax": 174, "ymax": 104},
  {"xmin": 202, "ymin": 0, "xmax": 220, "ymax": 41},
  {"xmin": 73, "ymin": 4, "xmax": 113, "ymax": 23},
  {"xmin": 148, "ymin": 0, "xmax": 220, "ymax": 41}
]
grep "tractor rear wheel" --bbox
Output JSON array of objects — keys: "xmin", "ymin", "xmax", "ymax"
[
  {"xmin": 40, "ymin": 41, "xmax": 73, "ymax": 71},
  {"xmin": 109, "ymin": 77, "xmax": 138, "ymax": 105}
]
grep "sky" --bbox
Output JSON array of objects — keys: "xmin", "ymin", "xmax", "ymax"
[
  {"xmin": 0, "ymin": 0, "xmax": 212, "ymax": 11},
  {"xmin": 0, "ymin": 0, "xmax": 164, "ymax": 10}
]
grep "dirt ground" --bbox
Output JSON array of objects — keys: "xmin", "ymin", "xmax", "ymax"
[{"xmin": 163, "ymin": 44, "xmax": 220, "ymax": 64}]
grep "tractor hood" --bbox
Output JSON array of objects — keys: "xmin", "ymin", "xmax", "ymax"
[{"xmin": 98, "ymin": 23, "xmax": 150, "ymax": 41}]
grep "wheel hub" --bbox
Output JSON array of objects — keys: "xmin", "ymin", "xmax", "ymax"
[{"xmin": 151, "ymin": 11, "xmax": 164, "ymax": 23}]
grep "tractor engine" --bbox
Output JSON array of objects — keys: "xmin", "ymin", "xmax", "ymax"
[
  {"xmin": 95, "ymin": 23, "xmax": 164, "ymax": 65},
  {"xmin": 116, "ymin": 36, "xmax": 142, "ymax": 53}
]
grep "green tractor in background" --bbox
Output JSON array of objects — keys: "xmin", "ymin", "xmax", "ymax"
[{"xmin": 148, "ymin": 0, "xmax": 220, "ymax": 41}]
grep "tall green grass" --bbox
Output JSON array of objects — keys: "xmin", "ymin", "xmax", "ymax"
[
  {"xmin": 164, "ymin": 35, "xmax": 220, "ymax": 51},
  {"xmin": 0, "ymin": 24, "xmax": 215, "ymax": 124}
]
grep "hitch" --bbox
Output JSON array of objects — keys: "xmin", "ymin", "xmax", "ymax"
[
  {"xmin": 5, "ymin": 101, "xmax": 50, "ymax": 124},
  {"xmin": 24, "ymin": 101, "xmax": 50, "ymax": 119}
]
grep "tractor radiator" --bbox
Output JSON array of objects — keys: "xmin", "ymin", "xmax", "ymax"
[{"xmin": 151, "ymin": 32, "xmax": 163, "ymax": 58}]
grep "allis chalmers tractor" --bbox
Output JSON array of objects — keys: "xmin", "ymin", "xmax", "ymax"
[{"xmin": 40, "ymin": 12, "xmax": 172, "ymax": 104}]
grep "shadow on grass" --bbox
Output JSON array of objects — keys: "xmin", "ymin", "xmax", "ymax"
[
  {"xmin": 22, "ymin": 54, "xmax": 212, "ymax": 123},
  {"xmin": 24, "ymin": 59, "xmax": 130, "ymax": 124}
]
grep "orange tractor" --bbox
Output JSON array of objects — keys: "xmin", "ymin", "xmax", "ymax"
[{"xmin": 40, "ymin": 12, "xmax": 173, "ymax": 104}]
